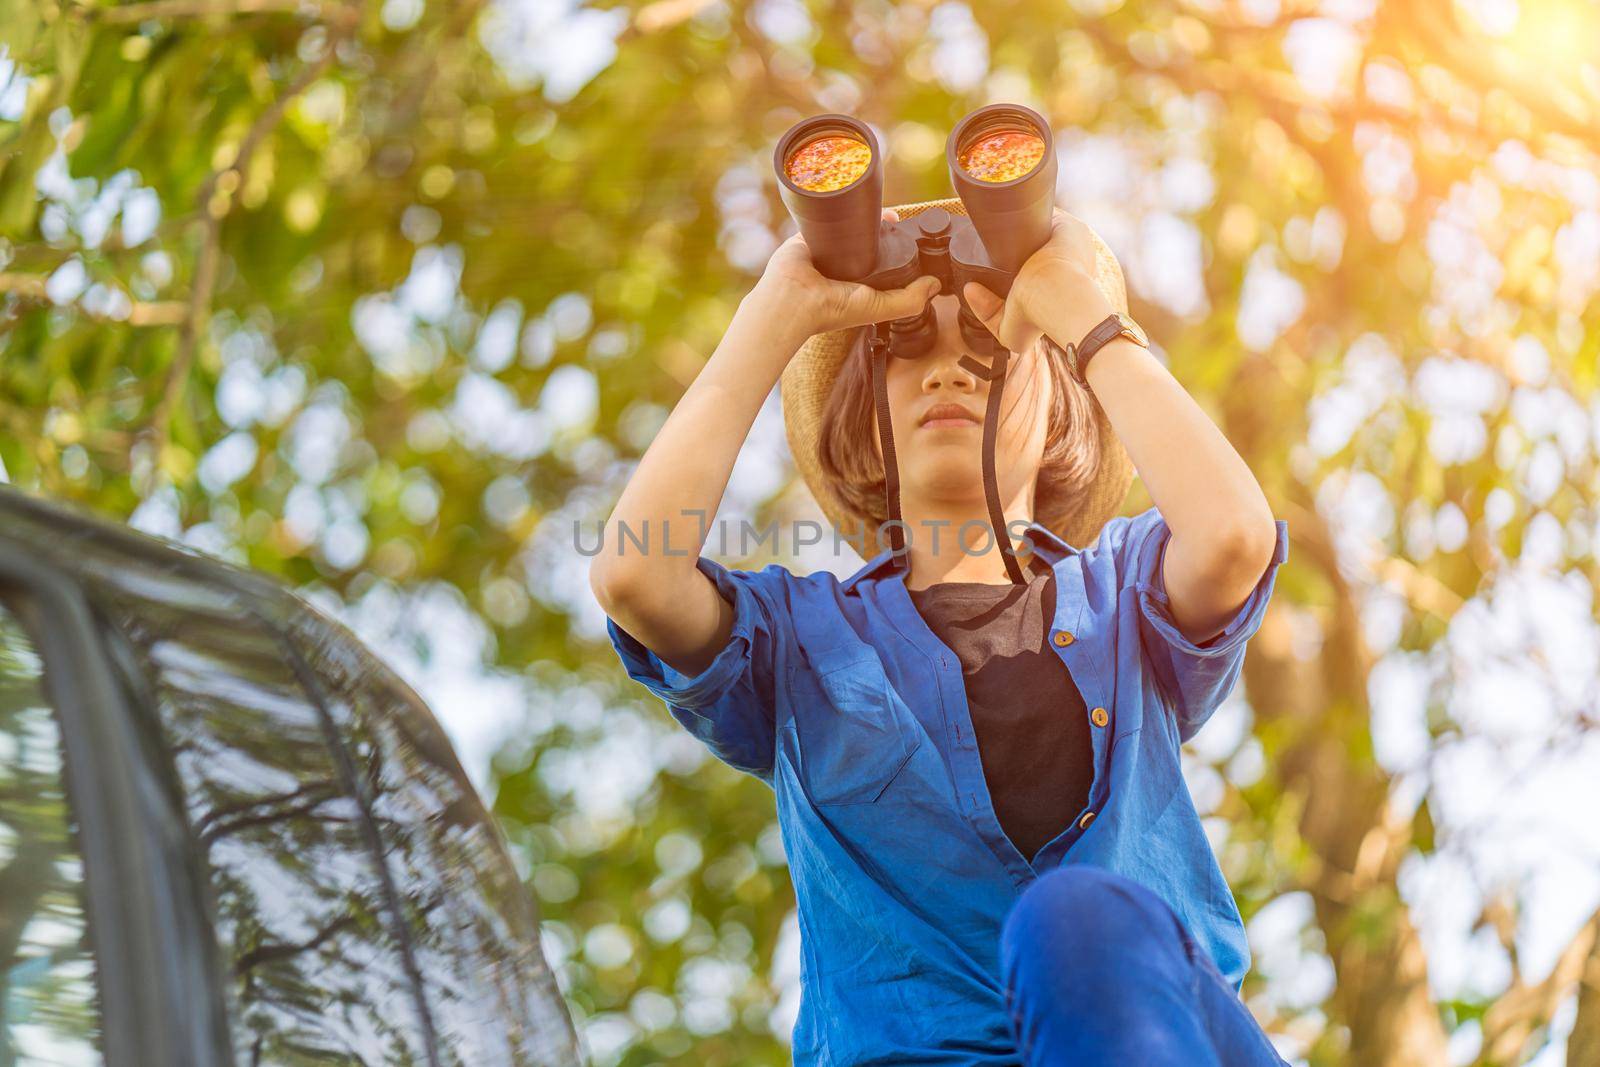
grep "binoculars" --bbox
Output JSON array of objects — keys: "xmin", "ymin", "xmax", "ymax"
[
  {"xmin": 771, "ymin": 102, "xmax": 1061, "ymax": 585},
  {"xmin": 772, "ymin": 102, "xmax": 1058, "ymax": 368}
]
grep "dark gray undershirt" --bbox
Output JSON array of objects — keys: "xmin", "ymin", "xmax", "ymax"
[{"xmin": 907, "ymin": 556, "xmax": 1094, "ymax": 862}]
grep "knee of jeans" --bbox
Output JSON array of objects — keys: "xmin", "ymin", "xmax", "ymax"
[{"xmin": 1001, "ymin": 865, "xmax": 1159, "ymax": 981}]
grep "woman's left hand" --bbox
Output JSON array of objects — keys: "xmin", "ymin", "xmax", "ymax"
[{"xmin": 961, "ymin": 207, "xmax": 1118, "ymax": 355}]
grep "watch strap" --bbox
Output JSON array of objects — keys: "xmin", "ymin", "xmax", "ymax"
[{"xmin": 1068, "ymin": 314, "xmax": 1143, "ymax": 388}]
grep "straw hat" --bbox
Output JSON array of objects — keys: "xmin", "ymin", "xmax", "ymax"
[{"xmin": 779, "ymin": 195, "xmax": 1136, "ymax": 559}]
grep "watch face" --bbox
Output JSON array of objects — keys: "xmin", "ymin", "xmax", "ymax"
[{"xmin": 1116, "ymin": 314, "xmax": 1148, "ymax": 347}]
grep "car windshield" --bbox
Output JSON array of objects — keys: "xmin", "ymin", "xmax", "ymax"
[{"xmin": 0, "ymin": 605, "xmax": 101, "ymax": 1065}]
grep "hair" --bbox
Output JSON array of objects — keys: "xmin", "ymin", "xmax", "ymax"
[{"xmin": 816, "ymin": 326, "xmax": 1103, "ymax": 537}]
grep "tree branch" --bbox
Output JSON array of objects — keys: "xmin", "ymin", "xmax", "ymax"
[
  {"xmin": 76, "ymin": 0, "xmax": 344, "ymax": 24},
  {"xmin": 143, "ymin": 2, "xmax": 357, "ymax": 460},
  {"xmin": 1476, "ymin": 906, "xmax": 1600, "ymax": 1065},
  {"xmin": 0, "ymin": 271, "xmax": 185, "ymax": 325},
  {"xmin": 1571, "ymin": 919, "xmax": 1600, "ymax": 1066}
]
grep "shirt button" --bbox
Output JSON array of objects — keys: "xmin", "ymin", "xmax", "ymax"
[
  {"xmin": 1078, "ymin": 811, "xmax": 1096, "ymax": 829},
  {"xmin": 1052, "ymin": 630, "xmax": 1074, "ymax": 647},
  {"xmin": 1090, "ymin": 706, "xmax": 1109, "ymax": 727}
]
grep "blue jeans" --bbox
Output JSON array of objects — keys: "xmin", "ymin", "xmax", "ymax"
[{"xmin": 999, "ymin": 865, "xmax": 1290, "ymax": 1067}]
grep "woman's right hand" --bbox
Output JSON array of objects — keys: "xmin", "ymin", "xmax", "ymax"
[{"xmin": 750, "ymin": 208, "xmax": 943, "ymax": 342}]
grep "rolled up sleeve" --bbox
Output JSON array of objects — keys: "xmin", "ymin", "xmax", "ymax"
[
  {"xmin": 604, "ymin": 556, "xmax": 781, "ymax": 783},
  {"xmin": 1122, "ymin": 507, "xmax": 1290, "ymax": 742}
]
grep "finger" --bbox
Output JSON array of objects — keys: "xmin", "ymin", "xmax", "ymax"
[
  {"xmin": 859, "ymin": 275, "xmax": 940, "ymax": 321},
  {"xmin": 962, "ymin": 281, "xmax": 1004, "ymax": 336},
  {"xmin": 882, "ymin": 208, "xmax": 900, "ymax": 222}
]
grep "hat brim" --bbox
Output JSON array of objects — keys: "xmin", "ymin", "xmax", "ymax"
[{"xmin": 779, "ymin": 196, "xmax": 1135, "ymax": 560}]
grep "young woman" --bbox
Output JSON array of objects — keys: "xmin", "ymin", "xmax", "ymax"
[{"xmin": 590, "ymin": 196, "xmax": 1291, "ymax": 1066}]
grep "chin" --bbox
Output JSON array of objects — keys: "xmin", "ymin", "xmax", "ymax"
[{"xmin": 907, "ymin": 460, "xmax": 986, "ymax": 497}]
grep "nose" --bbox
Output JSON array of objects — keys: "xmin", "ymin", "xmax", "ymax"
[{"xmin": 920, "ymin": 347, "xmax": 980, "ymax": 394}]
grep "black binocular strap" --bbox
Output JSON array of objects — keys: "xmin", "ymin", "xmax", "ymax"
[
  {"xmin": 869, "ymin": 326, "xmax": 908, "ymax": 567},
  {"xmin": 870, "ymin": 323, "xmax": 1027, "ymax": 586},
  {"xmin": 965, "ymin": 349, "xmax": 1027, "ymax": 585}
]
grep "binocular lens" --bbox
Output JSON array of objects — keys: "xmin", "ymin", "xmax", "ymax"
[
  {"xmin": 947, "ymin": 104, "xmax": 1057, "ymax": 274},
  {"xmin": 955, "ymin": 128, "xmax": 1045, "ymax": 184},
  {"xmin": 785, "ymin": 134, "xmax": 873, "ymax": 193},
  {"xmin": 774, "ymin": 115, "xmax": 884, "ymax": 281}
]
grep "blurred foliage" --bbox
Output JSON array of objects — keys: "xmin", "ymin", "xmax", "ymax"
[{"xmin": 2, "ymin": 0, "xmax": 1599, "ymax": 1064}]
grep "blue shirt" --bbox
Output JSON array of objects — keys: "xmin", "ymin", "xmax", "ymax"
[{"xmin": 605, "ymin": 505, "xmax": 1291, "ymax": 1065}]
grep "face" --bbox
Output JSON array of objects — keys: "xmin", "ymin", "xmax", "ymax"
[{"xmin": 878, "ymin": 293, "xmax": 1053, "ymax": 518}]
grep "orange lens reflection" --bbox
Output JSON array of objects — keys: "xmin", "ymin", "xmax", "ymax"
[
  {"xmin": 785, "ymin": 135, "xmax": 872, "ymax": 192},
  {"xmin": 957, "ymin": 130, "xmax": 1045, "ymax": 183}
]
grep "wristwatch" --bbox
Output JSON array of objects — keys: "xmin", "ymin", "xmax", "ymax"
[{"xmin": 1064, "ymin": 313, "xmax": 1148, "ymax": 388}]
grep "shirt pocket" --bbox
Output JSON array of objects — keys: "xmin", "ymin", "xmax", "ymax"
[{"xmin": 786, "ymin": 644, "xmax": 922, "ymax": 807}]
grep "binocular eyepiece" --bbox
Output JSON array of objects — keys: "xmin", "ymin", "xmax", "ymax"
[{"xmin": 772, "ymin": 102, "xmax": 1059, "ymax": 363}]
